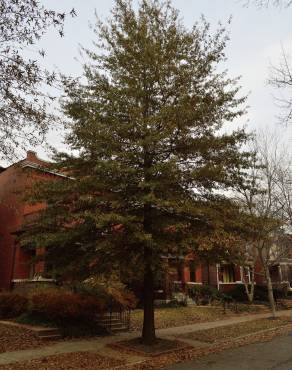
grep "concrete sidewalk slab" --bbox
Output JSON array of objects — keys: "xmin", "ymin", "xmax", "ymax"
[{"xmin": 156, "ymin": 309, "xmax": 292, "ymax": 337}]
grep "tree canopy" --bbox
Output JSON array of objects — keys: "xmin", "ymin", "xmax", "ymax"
[{"xmin": 21, "ymin": 0, "xmax": 252, "ymax": 344}]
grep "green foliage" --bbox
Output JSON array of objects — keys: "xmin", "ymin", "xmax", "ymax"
[
  {"xmin": 227, "ymin": 284, "xmax": 287, "ymax": 303},
  {"xmin": 21, "ymin": 0, "xmax": 251, "ymax": 285},
  {"xmin": 0, "ymin": 292, "xmax": 28, "ymax": 319},
  {"xmin": 15, "ymin": 312, "xmax": 56, "ymax": 328},
  {"xmin": 20, "ymin": 0, "xmax": 253, "ymax": 342},
  {"xmin": 187, "ymin": 285, "xmax": 220, "ymax": 304},
  {"xmin": 154, "ymin": 299, "xmax": 188, "ymax": 308}
]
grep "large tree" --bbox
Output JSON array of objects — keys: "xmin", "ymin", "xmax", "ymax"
[
  {"xmin": 0, "ymin": 0, "xmax": 75, "ymax": 160},
  {"xmin": 22, "ymin": 0, "xmax": 251, "ymax": 345}
]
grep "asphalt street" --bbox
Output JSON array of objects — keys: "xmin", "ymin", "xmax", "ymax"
[{"xmin": 165, "ymin": 333, "xmax": 292, "ymax": 370}]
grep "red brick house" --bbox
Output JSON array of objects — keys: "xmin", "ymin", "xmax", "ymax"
[
  {"xmin": 0, "ymin": 151, "xmax": 66, "ymax": 291},
  {"xmin": 157, "ymin": 257, "xmax": 254, "ymax": 302},
  {"xmin": 1, "ymin": 152, "xmax": 292, "ymax": 299}
]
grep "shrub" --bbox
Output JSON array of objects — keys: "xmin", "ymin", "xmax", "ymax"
[
  {"xmin": 228, "ymin": 284, "xmax": 287, "ymax": 303},
  {"xmin": 80, "ymin": 276, "xmax": 138, "ymax": 310},
  {"xmin": 228, "ymin": 285, "xmax": 248, "ymax": 302},
  {"xmin": 155, "ymin": 299, "xmax": 187, "ymax": 308},
  {"xmin": 187, "ymin": 285, "xmax": 220, "ymax": 305},
  {"xmin": 29, "ymin": 290, "xmax": 106, "ymax": 324},
  {"xmin": 16, "ymin": 312, "xmax": 55, "ymax": 327},
  {"xmin": 0, "ymin": 292, "xmax": 28, "ymax": 318}
]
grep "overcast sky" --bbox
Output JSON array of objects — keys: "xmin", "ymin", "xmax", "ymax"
[{"xmin": 15, "ymin": 0, "xmax": 292, "ymax": 162}]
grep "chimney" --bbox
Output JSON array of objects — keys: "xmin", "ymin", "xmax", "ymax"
[{"xmin": 26, "ymin": 151, "xmax": 37, "ymax": 162}]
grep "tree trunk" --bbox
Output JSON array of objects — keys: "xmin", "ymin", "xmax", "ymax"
[
  {"xmin": 259, "ymin": 249, "xmax": 276, "ymax": 318},
  {"xmin": 250, "ymin": 267, "xmax": 255, "ymax": 302},
  {"xmin": 141, "ymin": 149, "xmax": 156, "ymax": 345},
  {"xmin": 142, "ymin": 262, "xmax": 156, "ymax": 345},
  {"xmin": 243, "ymin": 266, "xmax": 255, "ymax": 303},
  {"xmin": 265, "ymin": 266, "xmax": 277, "ymax": 318}
]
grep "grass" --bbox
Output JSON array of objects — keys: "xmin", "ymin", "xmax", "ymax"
[
  {"xmin": 181, "ymin": 317, "xmax": 292, "ymax": 343},
  {"xmin": 130, "ymin": 304, "xmax": 266, "ymax": 331}
]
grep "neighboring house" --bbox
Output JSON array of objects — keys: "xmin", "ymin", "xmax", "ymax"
[
  {"xmin": 267, "ymin": 236, "xmax": 292, "ymax": 292},
  {"xmin": 157, "ymin": 243, "xmax": 292, "ymax": 302},
  {"xmin": 0, "ymin": 151, "xmax": 65, "ymax": 291},
  {"xmin": 156, "ymin": 257, "xmax": 254, "ymax": 302}
]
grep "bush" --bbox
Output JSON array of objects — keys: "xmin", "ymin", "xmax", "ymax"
[
  {"xmin": 0, "ymin": 292, "xmax": 28, "ymax": 318},
  {"xmin": 29, "ymin": 290, "xmax": 106, "ymax": 324},
  {"xmin": 79, "ymin": 277, "xmax": 138, "ymax": 310},
  {"xmin": 16, "ymin": 312, "xmax": 55, "ymax": 327},
  {"xmin": 187, "ymin": 285, "xmax": 220, "ymax": 305},
  {"xmin": 228, "ymin": 284, "xmax": 287, "ymax": 303},
  {"xmin": 228, "ymin": 285, "xmax": 247, "ymax": 302}
]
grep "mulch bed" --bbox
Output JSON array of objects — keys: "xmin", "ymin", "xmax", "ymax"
[
  {"xmin": 0, "ymin": 352, "xmax": 125, "ymax": 370},
  {"xmin": 0, "ymin": 324, "xmax": 55, "ymax": 354},
  {"xmin": 108, "ymin": 337, "xmax": 192, "ymax": 357}
]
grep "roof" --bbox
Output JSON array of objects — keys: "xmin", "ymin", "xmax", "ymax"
[
  {"xmin": 0, "ymin": 151, "xmax": 72, "ymax": 180},
  {"xmin": 21, "ymin": 161, "xmax": 73, "ymax": 180}
]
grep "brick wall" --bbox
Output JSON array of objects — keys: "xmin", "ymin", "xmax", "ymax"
[{"xmin": 0, "ymin": 152, "xmax": 58, "ymax": 290}]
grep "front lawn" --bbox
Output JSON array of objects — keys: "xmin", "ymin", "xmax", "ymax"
[
  {"xmin": 180, "ymin": 317, "xmax": 292, "ymax": 343},
  {"xmin": 0, "ymin": 352, "xmax": 124, "ymax": 370},
  {"xmin": 0, "ymin": 324, "xmax": 54, "ymax": 354},
  {"xmin": 130, "ymin": 304, "xmax": 266, "ymax": 331}
]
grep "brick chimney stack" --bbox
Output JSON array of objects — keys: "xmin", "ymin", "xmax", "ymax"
[{"xmin": 26, "ymin": 151, "xmax": 37, "ymax": 162}]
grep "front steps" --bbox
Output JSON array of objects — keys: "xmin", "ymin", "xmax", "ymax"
[
  {"xmin": 0, "ymin": 320, "xmax": 61, "ymax": 340},
  {"xmin": 96, "ymin": 314, "xmax": 129, "ymax": 333},
  {"xmin": 36, "ymin": 327, "xmax": 62, "ymax": 340}
]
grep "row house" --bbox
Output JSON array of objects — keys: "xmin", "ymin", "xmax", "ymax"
[{"xmin": 0, "ymin": 151, "xmax": 65, "ymax": 291}]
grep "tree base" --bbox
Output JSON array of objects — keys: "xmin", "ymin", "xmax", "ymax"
[{"xmin": 109, "ymin": 337, "xmax": 192, "ymax": 356}]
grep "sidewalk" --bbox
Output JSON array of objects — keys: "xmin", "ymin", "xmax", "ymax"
[
  {"xmin": 156, "ymin": 308, "xmax": 292, "ymax": 337},
  {"xmin": 1, "ymin": 308, "xmax": 292, "ymax": 366}
]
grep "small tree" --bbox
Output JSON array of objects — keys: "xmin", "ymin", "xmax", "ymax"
[
  {"xmin": 236, "ymin": 132, "xmax": 292, "ymax": 316},
  {"xmin": 21, "ymin": 0, "xmax": 251, "ymax": 345}
]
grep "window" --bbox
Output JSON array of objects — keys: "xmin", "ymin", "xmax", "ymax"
[
  {"xmin": 189, "ymin": 261, "xmax": 196, "ymax": 282},
  {"xmin": 220, "ymin": 264, "xmax": 235, "ymax": 283}
]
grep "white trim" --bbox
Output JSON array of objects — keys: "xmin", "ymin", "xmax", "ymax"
[
  {"xmin": 12, "ymin": 278, "xmax": 56, "ymax": 283},
  {"xmin": 21, "ymin": 162, "xmax": 73, "ymax": 180},
  {"xmin": 186, "ymin": 282, "xmax": 202, "ymax": 285}
]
